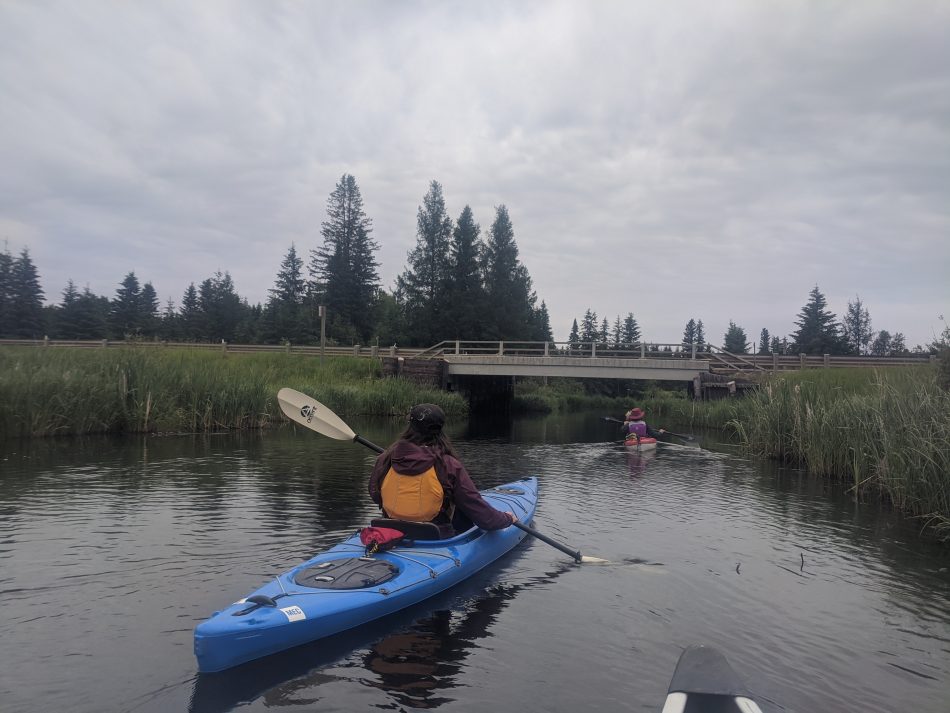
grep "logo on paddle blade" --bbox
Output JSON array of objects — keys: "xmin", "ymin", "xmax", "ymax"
[{"xmin": 300, "ymin": 405, "xmax": 316, "ymax": 423}]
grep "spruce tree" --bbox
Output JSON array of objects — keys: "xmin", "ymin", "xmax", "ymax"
[
  {"xmin": 770, "ymin": 336, "xmax": 782, "ymax": 354},
  {"xmin": 180, "ymin": 284, "xmax": 201, "ymax": 341},
  {"xmin": 695, "ymin": 320, "xmax": 706, "ymax": 350},
  {"xmin": 599, "ymin": 317, "xmax": 610, "ymax": 345},
  {"xmin": 198, "ymin": 272, "xmax": 244, "ymax": 342},
  {"xmin": 622, "ymin": 313, "xmax": 641, "ymax": 344},
  {"xmin": 580, "ymin": 309, "xmax": 598, "ymax": 343},
  {"xmin": 110, "ymin": 272, "xmax": 142, "ymax": 338},
  {"xmin": 841, "ymin": 295, "xmax": 873, "ymax": 355},
  {"xmin": 140, "ymin": 282, "xmax": 159, "ymax": 337},
  {"xmin": 0, "ymin": 246, "xmax": 12, "ymax": 337},
  {"xmin": 57, "ymin": 279, "xmax": 81, "ymax": 338},
  {"xmin": 612, "ymin": 315, "xmax": 622, "ymax": 348},
  {"xmin": 758, "ymin": 328, "xmax": 770, "ymax": 355},
  {"xmin": 310, "ymin": 174, "xmax": 380, "ymax": 344},
  {"xmin": 481, "ymin": 205, "xmax": 536, "ymax": 340},
  {"xmin": 9, "ymin": 248, "xmax": 45, "ymax": 338},
  {"xmin": 790, "ymin": 286, "xmax": 842, "ymax": 354},
  {"xmin": 724, "ymin": 321, "xmax": 749, "ymax": 353},
  {"xmin": 266, "ymin": 244, "xmax": 308, "ymax": 343},
  {"xmin": 443, "ymin": 205, "xmax": 486, "ymax": 339},
  {"xmin": 568, "ymin": 318, "xmax": 580, "ymax": 349},
  {"xmin": 397, "ymin": 181, "xmax": 454, "ymax": 345},
  {"xmin": 682, "ymin": 319, "xmax": 697, "ymax": 350}
]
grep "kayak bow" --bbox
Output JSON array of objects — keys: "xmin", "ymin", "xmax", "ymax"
[{"xmin": 661, "ymin": 645, "xmax": 763, "ymax": 713}]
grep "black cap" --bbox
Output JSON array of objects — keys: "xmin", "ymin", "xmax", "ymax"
[{"xmin": 408, "ymin": 403, "xmax": 445, "ymax": 434}]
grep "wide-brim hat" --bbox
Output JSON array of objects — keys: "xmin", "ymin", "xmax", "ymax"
[
  {"xmin": 626, "ymin": 408, "xmax": 645, "ymax": 420},
  {"xmin": 408, "ymin": 403, "xmax": 445, "ymax": 434}
]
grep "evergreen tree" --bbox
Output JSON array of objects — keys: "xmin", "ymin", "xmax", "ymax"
[
  {"xmin": 159, "ymin": 298, "xmax": 178, "ymax": 340},
  {"xmin": 0, "ymin": 246, "xmax": 13, "ymax": 337},
  {"xmin": 481, "ymin": 205, "xmax": 536, "ymax": 340},
  {"xmin": 397, "ymin": 181, "xmax": 454, "ymax": 345},
  {"xmin": 310, "ymin": 174, "xmax": 380, "ymax": 344},
  {"xmin": 770, "ymin": 336, "xmax": 783, "ymax": 354},
  {"xmin": 110, "ymin": 271, "xmax": 142, "ymax": 338},
  {"xmin": 580, "ymin": 308, "xmax": 598, "ymax": 342},
  {"xmin": 695, "ymin": 320, "xmax": 706, "ymax": 350},
  {"xmin": 622, "ymin": 313, "xmax": 641, "ymax": 344},
  {"xmin": 198, "ymin": 271, "xmax": 244, "ymax": 342},
  {"xmin": 443, "ymin": 205, "xmax": 485, "ymax": 339},
  {"xmin": 841, "ymin": 295, "xmax": 873, "ymax": 355},
  {"xmin": 790, "ymin": 286, "xmax": 842, "ymax": 354},
  {"xmin": 9, "ymin": 249, "xmax": 45, "ymax": 338},
  {"xmin": 73, "ymin": 286, "xmax": 109, "ymax": 339},
  {"xmin": 758, "ymin": 328, "xmax": 770, "ymax": 355},
  {"xmin": 681, "ymin": 318, "xmax": 697, "ymax": 350},
  {"xmin": 180, "ymin": 284, "xmax": 201, "ymax": 341},
  {"xmin": 140, "ymin": 282, "xmax": 159, "ymax": 337},
  {"xmin": 265, "ymin": 244, "xmax": 308, "ymax": 343},
  {"xmin": 57, "ymin": 279, "xmax": 82, "ymax": 338},
  {"xmin": 568, "ymin": 318, "xmax": 580, "ymax": 350},
  {"xmin": 599, "ymin": 317, "xmax": 610, "ymax": 345},
  {"xmin": 724, "ymin": 321, "xmax": 749, "ymax": 353},
  {"xmin": 612, "ymin": 315, "xmax": 622, "ymax": 348},
  {"xmin": 535, "ymin": 301, "xmax": 554, "ymax": 342}
]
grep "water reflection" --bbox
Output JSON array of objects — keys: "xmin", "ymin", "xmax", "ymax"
[{"xmin": 624, "ymin": 448, "xmax": 655, "ymax": 477}]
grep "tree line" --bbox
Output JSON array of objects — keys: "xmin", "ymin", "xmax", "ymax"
[
  {"xmin": 567, "ymin": 286, "xmax": 941, "ymax": 356},
  {"xmin": 0, "ymin": 175, "xmax": 552, "ymax": 347}
]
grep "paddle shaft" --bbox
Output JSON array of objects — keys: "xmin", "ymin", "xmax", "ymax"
[
  {"xmin": 603, "ymin": 416, "xmax": 693, "ymax": 441},
  {"xmin": 512, "ymin": 521, "xmax": 581, "ymax": 562}
]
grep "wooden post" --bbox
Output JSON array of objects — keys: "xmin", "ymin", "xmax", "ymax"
[
  {"xmin": 799, "ymin": 352, "xmax": 806, "ymax": 369},
  {"xmin": 640, "ymin": 343, "xmax": 645, "ymax": 359},
  {"xmin": 693, "ymin": 374, "xmax": 702, "ymax": 400},
  {"xmin": 728, "ymin": 380, "xmax": 736, "ymax": 395},
  {"xmin": 772, "ymin": 352, "xmax": 779, "ymax": 372},
  {"xmin": 544, "ymin": 341, "xmax": 550, "ymax": 357},
  {"xmin": 390, "ymin": 345, "xmax": 396, "ymax": 357},
  {"xmin": 455, "ymin": 340, "xmax": 460, "ymax": 355},
  {"xmin": 353, "ymin": 345, "xmax": 360, "ymax": 357},
  {"xmin": 498, "ymin": 341, "xmax": 504, "ymax": 356},
  {"xmin": 102, "ymin": 339, "xmax": 108, "ymax": 348},
  {"xmin": 319, "ymin": 305, "xmax": 326, "ymax": 363},
  {"xmin": 823, "ymin": 353, "xmax": 830, "ymax": 368},
  {"xmin": 221, "ymin": 339, "xmax": 227, "ymax": 353},
  {"xmin": 592, "ymin": 342, "xmax": 597, "ymax": 358},
  {"xmin": 285, "ymin": 342, "xmax": 291, "ymax": 353}
]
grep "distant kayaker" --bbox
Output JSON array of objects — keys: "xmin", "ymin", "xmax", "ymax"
[
  {"xmin": 623, "ymin": 407, "xmax": 666, "ymax": 440},
  {"xmin": 369, "ymin": 403, "xmax": 517, "ymax": 537}
]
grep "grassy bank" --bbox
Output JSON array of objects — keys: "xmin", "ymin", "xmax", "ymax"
[{"xmin": 0, "ymin": 347, "xmax": 465, "ymax": 437}]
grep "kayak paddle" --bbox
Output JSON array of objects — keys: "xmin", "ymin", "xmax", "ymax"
[
  {"xmin": 277, "ymin": 388, "xmax": 607, "ymax": 564},
  {"xmin": 602, "ymin": 416, "xmax": 695, "ymax": 441}
]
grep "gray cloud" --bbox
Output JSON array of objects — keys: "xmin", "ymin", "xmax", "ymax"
[{"xmin": 1, "ymin": 0, "xmax": 947, "ymax": 347}]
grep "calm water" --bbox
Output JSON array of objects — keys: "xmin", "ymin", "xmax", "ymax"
[{"xmin": 1, "ymin": 412, "xmax": 948, "ymax": 713}]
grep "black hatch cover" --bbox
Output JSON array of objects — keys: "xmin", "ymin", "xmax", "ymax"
[{"xmin": 294, "ymin": 558, "xmax": 398, "ymax": 589}]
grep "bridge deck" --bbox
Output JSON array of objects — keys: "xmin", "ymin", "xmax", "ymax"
[{"xmin": 443, "ymin": 355, "xmax": 709, "ymax": 381}]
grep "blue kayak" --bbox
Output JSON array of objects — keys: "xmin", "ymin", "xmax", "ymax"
[
  {"xmin": 194, "ymin": 476, "xmax": 538, "ymax": 673},
  {"xmin": 661, "ymin": 645, "xmax": 764, "ymax": 713}
]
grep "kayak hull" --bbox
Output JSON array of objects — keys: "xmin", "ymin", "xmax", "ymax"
[
  {"xmin": 625, "ymin": 437, "xmax": 658, "ymax": 450},
  {"xmin": 661, "ymin": 645, "xmax": 763, "ymax": 713},
  {"xmin": 194, "ymin": 477, "xmax": 538, "ymax": 672}
]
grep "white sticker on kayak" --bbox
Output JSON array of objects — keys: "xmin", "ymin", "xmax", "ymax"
[{"xmin": 280, "ymin": 605, "xmax": 306, "ymax": 622}]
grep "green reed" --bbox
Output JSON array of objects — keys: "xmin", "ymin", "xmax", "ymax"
[
  {"xmin": 0, "ymin": 347, "xmax": 465, "ymax": 438},
  {"xmin": 728, "ymin": 367, "xmax": 950, "ymax": 539}
]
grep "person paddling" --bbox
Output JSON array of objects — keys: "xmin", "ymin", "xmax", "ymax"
[
  {"xmin": 368, "ymin": 403, "xmax": 517, "ymax": 538},
  {"xmin": 622, "ymin": 407, "xmax": 666, "ymax": 442}
]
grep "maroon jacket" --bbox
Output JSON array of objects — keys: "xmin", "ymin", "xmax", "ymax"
[{"xmin": 369, "ymin": 440, "xmax": 511, "ymax": 536}]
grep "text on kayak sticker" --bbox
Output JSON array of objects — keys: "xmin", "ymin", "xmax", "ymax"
[{"xmin": 280, "ymin": 606, "xmax": 306, "ymax": 622}]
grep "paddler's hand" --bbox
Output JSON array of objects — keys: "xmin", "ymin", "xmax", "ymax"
[{"xmin": 506, "ymin": 512, "xmax": 518, "ymax": 526}]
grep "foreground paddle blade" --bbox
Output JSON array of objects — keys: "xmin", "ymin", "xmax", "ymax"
[{"xmin": 277, "ymin": 388, "xmax": 357, "ymax": 441}]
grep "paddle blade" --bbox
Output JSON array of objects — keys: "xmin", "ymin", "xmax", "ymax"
[
  {"xmin": 277, "ymin": 388, "xmax": 356, "ymax": 442},
  {"xmin": 580, "ymin": 556, "xmax": 611, "ymax": 564}
]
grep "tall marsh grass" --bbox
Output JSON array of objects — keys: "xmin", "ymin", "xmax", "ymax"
[
  {"xmin": 729, "ymin": 368, "xmax": 950, "ymax": 539},
  {"xmin": 0, "ymin": 347, "xmax": 465, "ymax": 438}
]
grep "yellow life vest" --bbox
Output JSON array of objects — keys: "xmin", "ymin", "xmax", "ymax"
[{"xmin": 380, "ymin": 466, "xmax": 445, "ymax": 522}]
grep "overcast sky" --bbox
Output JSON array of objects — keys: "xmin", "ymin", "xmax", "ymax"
[{"xmin": 1, "ymin": 0, "xmax": 948, "ymax": 347}]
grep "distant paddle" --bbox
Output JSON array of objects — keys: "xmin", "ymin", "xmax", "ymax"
[
  {"xmin": 602, "ymin": 416, "xmax": 695, "ymax": 442},
  {"xmin": 277, "ymin": 388, "xmax": 607, "ymax": 564}
]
